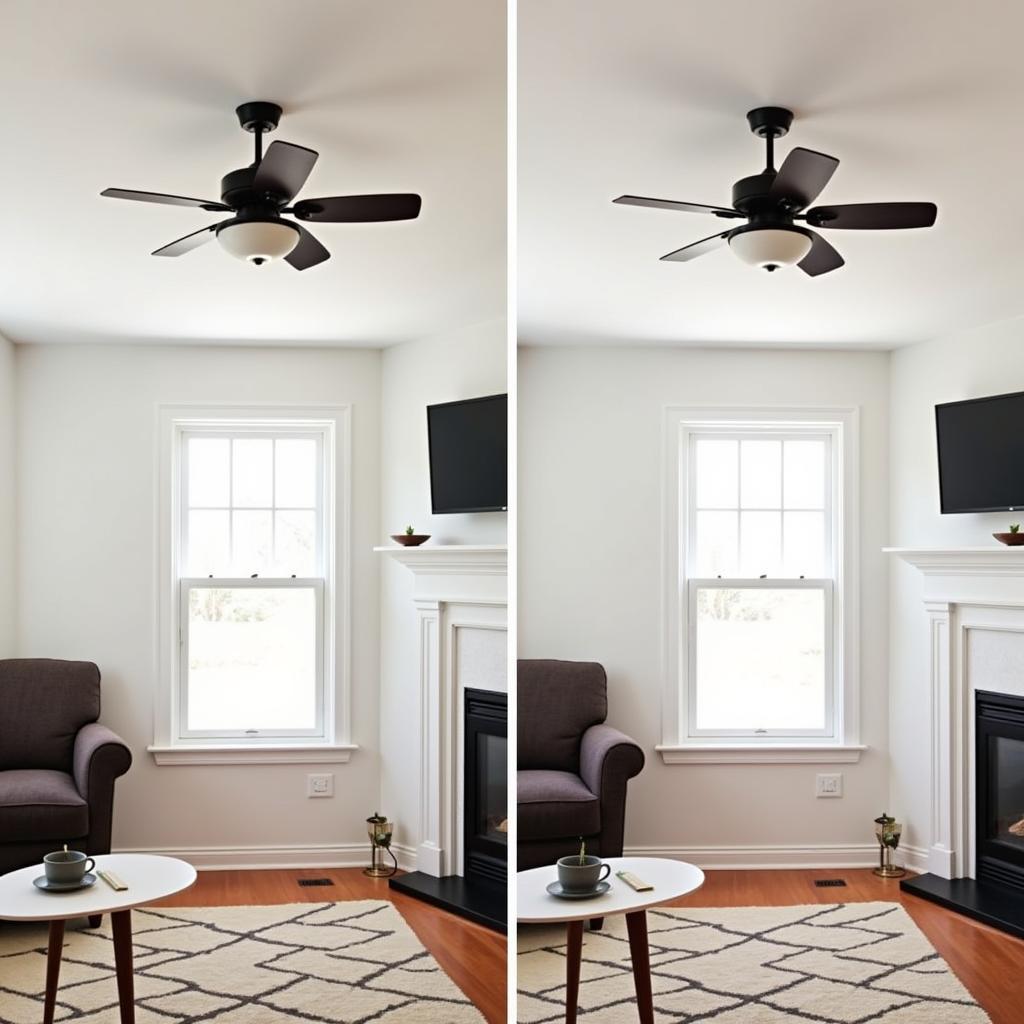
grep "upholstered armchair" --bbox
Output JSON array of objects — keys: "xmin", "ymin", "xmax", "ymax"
[
  {"xmin": 0, "ymin": 659, "xmax": 132, "ymax": 876},
  {"xmin": 517, "ymin": 659, "xmax": 644, "ymax": 871}
]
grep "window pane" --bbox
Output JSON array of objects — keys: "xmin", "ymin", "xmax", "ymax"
[
  {"xmin": 276, "ymin": 439, "xmax": 317, "ymax": 508},
  {"xmin": 232, "ymin": 438, "xmax": 272, "ymax": 507},
  {"xmin": 232, "ymin": 510, "xmax": 272, "ymax": 575},
  {"xmin": 740, "ymin": 439, "xmax": 781, "ymax": 508},
  {"xmin": 695, "ymin": 587, "xmax": 826, "ymax": 731},
  {"xmin": 695, "ymin": 439, "xmax": 737, "ymax": 508},
  {"xmin": 739, "ymin": 510, "xmax": 782, "ymax": 576},
  {"xmin": 186, "ymin": 587, "xmax": 317, "ymax": 731},
  {"xmin": 784, "ymin": 511, "xmax": 826, "ymax": 577},
  {"xmin": 784, "ymin": 439, "xmax": 826, "ymax": 509},
  {"xmin": 275, "ymin": 510, "xmax": 316, "ymax": 576},
  {"xmin": 188, "ymin": 438, "xmax": 229, "ymax": 508},
  {"xmin": 695, "ymin": 510, "xmax": 738, "ymax": 576},
  {"xmin": 187, "ymin": 511, "xmax": 230, "ymax": 575}
]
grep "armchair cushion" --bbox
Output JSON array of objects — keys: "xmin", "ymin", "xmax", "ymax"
[
  {"xmin": 580, "ymin": 723, "xmax": 646, "ymax": 797},
  {"xmin": 74, "ymin": 723, "xmax": 133, "ymax": 800},
  {"xmin": 517, "ymin": 769, "xmax": 600, "ymax": 841},
  {"xmin": 0, "ymin": 769, "xmax": 88, "ymax": 841},
  {"xmin": 0, "ymin": 660, "xmax": 100, "ymax": 772},
  {"xmin": 518, "ymin": 660, "xmax": 607, "ymax": 773}
]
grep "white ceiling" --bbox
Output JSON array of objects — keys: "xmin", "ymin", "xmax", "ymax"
[
  {"xmin": 519, "ymin": 0, "xmax": 1024, "ymax": 347},
  {"xmin": 0, "ymin": 0, "xmax": 505, "ymax": 346}
]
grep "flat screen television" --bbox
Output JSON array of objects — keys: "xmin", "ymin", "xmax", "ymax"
[
  {"xmin": 427, "ymin": 393, "xmax": 507, "ymax": 514},
  {"xmin": 936, "ymin": 389, "xmax": 1024, "ymax": 513}
]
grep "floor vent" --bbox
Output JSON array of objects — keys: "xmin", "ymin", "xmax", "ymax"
[
  {"xmin": 297, "ymin": 878, "xmax": 335, "ymax": 887},
  {"xmin": 814, "ymin": 878, "xmax": 847, "ymax": 888}
]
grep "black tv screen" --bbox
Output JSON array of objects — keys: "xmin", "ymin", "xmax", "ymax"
[
  {"xmin": 427, "ymin": 394, "xmax": 507, "ymax": 514},
  {"xmin": 936, "ymin": 390, "xmax": 1024, "ymax": 513}
]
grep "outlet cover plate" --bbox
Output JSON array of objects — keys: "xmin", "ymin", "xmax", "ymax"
[
  {"xmin": 815, "ymin": 773, "xmax": 843, "ymax": 798},
  {"xmin": 307, "ymin": 773, "xmax": 334, "ymax": 798}
]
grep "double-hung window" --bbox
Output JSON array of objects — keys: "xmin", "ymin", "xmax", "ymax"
[
  {"xmin": 661, "ymin": 408, "xmax": 861, "ymax": 763},
  {"xmin": 153, "ymin": 408, "xmax": 353, "ymax": 763}
]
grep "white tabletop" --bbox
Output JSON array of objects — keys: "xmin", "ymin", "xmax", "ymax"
[
  {"xmin": 0, "ymin": 854, "xmax": 197, "ymax": 922},
  {"xmin": 517, "ymin": 856, "xmax": 705, "ymax": 924}
]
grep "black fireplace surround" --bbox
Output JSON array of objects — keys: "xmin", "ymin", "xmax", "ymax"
[
  {"xmin": 902, "ymin": 688, "xmax": 1024, "ymax": 939},
  {"xmin": 389, "ymin": 687, "xmax": 507, "ymax": 932}
]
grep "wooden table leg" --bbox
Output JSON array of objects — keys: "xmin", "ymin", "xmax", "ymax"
[
  {"xmin": 43, "ymin": 919, "xmax": 64, "ymax": 1024},
  {"xmin": 110, "ymin": 909, "xmax": 135, "ymax": 1024},
  {"xmin": 626, "ymin": 909, "xmax": 654, "ymax": 1024},
  {"xmin": 565, "ymin": 919, "xmax": 584, "ymax": 1024}
]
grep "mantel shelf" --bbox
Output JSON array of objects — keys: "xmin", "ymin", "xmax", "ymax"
[
  {"xmin": 374, "ymin": 544, "xmax": 507, "ymax": 575},
  {"xmin": 884, "ymin": 547, "xmax": 1024, "ymax": 576}
]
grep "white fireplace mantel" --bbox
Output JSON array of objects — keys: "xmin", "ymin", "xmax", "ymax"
[
  {"xmin": 378, "ymin": 544, "xmax": 507, "ymax": 878},
  {"xmin": 887, "ymin": 546, "xmax": 1024, "ymax": 880}
]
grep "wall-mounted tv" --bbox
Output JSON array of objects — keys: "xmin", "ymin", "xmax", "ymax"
[
  {"xmin": 936, "ymin": 389, "xmax": 1024, "ymax": 513},
  {"xmin": 427, "ymin": 394, "xmax": 507, "ymax": 514}
]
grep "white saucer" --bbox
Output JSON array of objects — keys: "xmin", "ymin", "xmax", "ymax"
[{"xmin": 33, "ymin": 873, "xmax": 97, "ymax": 893}]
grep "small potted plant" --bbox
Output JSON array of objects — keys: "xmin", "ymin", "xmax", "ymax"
[
  {"xmin": 391, "ymin": 525, "xmax": 430, "ymax": 547},
  {"xmin": 993, "ymin": 523, "xmax": 1024, "ymax": 546}
]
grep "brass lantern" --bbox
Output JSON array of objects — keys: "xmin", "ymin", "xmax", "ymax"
[
  {"xmin": 364, "ymin": 813, "xmax": 397, "ymax": 878},
  {"xmin": 873, "ymin": 812, "xmax": 905, "ymax": 879}
]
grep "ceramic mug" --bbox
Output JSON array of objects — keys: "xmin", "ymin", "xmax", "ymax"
[
  {"xmin": 556, "ymin": 854, "xmax": 611, "ymax": 892},
  {"xmin": 43, "ymin": 849, "xmax": 95, "ymax": 885}
]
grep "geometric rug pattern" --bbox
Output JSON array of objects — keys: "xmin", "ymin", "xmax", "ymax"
[
  {"xmin": 518, "ymin": 902, "xmax": 991, "ymax": 1023},
  {"xmin": 0, "ymin": 901, "xmax": 484, "ymax": 1023}
]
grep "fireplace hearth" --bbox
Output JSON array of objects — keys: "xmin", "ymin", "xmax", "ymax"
[
  {"xmin": 902, "ymin": 688, "xmax": 1024, "ymax": 939},
  {"xmin": 389, "ymin": 688, "xmax": 507, "ymax": 933}
]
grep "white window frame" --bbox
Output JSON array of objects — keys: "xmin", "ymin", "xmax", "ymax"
[
  {"xmin": 658, "ymin": 406, "xmax": 865, "ymax": 765},
  {"xmin": 151, "ymin": 405, "xmax": 357, "ymax": 765}
]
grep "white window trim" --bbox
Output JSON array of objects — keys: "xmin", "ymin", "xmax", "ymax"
[
  {"xmin": 657, "ymin": 405, "xmax": 864, "ymax": 765},
  {"xmin": 151, "ymin": 404, "xmax": 357, "ymax": 766}
]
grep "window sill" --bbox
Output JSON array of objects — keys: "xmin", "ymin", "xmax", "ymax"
[
  {"xmin": 148, "ymin": 744, "xmax": 359, "ymax": 766},
  {"xmin": 656, "ymin": 743, "xmax": 866, "ymax": 765}
]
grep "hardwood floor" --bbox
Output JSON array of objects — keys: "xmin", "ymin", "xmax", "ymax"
[
  {"xmin": 661, "ymin": 868, "xmax": 1024, "ymax": 1024},
  {"xmin": 151, "ymin": 867, "xmax": 507, "ymax": 1024}
]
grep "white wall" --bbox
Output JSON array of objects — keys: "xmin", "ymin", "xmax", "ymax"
[
  {"xmin": 889, "ymin": 313, "xmax": 1024, "ymax": 855},
  {"xmin": 0, "ymin": 333, "xmax": 14, "ymax": 657},
  {"xmin": 15, "ymin": 343, "xmax": 382, "ymax": 859},
  {"xmin": 379, "ymin": 318, "xmax": 507, "ymax": 857},
  {"xmin": 518, "ymin": 344, "xmax": 891, "ymax": 860}
]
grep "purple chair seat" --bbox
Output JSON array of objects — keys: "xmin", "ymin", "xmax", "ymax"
[
  {"xmin": 517, "ymin": 769, "xmax": 600, "ymax": 841},
  {"xmin": 0, "ymin": 769, "xmax": 88, "ymax": 841}
]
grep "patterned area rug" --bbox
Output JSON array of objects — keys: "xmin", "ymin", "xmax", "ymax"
[
  {"xmin": 0, "ymin": 900, "xmax": 484, "ymax": 1023},
  {"xmin": 518, "ymin": 902, "xmax": 990, "ymax": 1023}
]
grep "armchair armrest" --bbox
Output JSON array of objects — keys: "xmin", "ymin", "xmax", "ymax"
[
  {"xmin": 580, "ymin": 724, "xmax": 644, "ymax": 797},
  {"xmin": 73, "ymin": 723, "xmax": 132, "ymax": 801}
]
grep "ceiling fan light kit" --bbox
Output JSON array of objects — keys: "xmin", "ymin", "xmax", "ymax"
[
  {"xmin": 101, "ymin": 100, "xmax": 421, "ymax": 271},
  {"xmin": 614, "ymin": 106, "xmax": 937, "ymax": 277}
]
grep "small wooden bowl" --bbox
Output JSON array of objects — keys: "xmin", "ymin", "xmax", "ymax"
[
  {"xmin": 391, "ymin": 534, "xmax": 430, "ymax": 547},
  {"xmin": 993, "ymin": 532, "xmax": 1024, "ymax": 546}
]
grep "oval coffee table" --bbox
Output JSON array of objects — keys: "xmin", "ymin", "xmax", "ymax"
[
  {"xmin": 0, "ymin": 853, "xmax": 196, "ymax": 1024},
  {"xmin": 518, "ymin": 856, "xmax": 705, "ymax": 1024}
]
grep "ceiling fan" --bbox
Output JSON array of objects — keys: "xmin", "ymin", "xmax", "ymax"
[
  {"xmin": 614, "ymin": 106, "xmax": 936, "ymax": 276},
  {"xmin": 101, "ymin": 101, "xmax": 421, "ymax": 271}
]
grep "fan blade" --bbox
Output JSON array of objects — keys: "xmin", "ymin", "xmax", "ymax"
[
  {"xmin": 614, "ymin": 195, "xmax": 741, "ymax": 219},
  {"xmin": 806, "ymin": 202, "xmax": 937, "ymax": 230},
  {"xmin": 797, "ymin": 230, "xmax": 845, "ymax": 277},
  {"xmin": 285, "ymin": 225, "xmax": 330, "ymax": 271},
  {"xmin": 151, "ymin": 223, "xmax": 221, "ymax": 257},
  {"xmin": 292, "ymin": 193, "xmax": 422, "ymax": 223},
  {"xmin": 252, "ymin": 141, "xmax": 319, "ymax": 203},
  {"xmin": 660, "ymin": 231, "xmax": 730, "ymax": 262},
  {"xmin": 769, "ymin": 147, "xmax": 840, "ymax": 209},
  {"xmin": 102, "ymin": 188, "xmax": 228, "ymax": 211}
]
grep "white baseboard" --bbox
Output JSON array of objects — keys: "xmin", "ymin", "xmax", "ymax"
[
  {"xmin": 623, "ymin": 842, "xmax": 894, "ymax": 871},
  {"xmin": 113, "ymin": 843, "xmax": 376, "ymax": 872},
  {"xmin": 898, "ymin": 844, "xmax": 929, "ymax": 875}
]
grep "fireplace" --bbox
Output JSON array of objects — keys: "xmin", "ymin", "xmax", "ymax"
[
  {"xmin": 464, "ymin": 688, "xmax": 508, "ymax": 885},
  {"xmin": 975, "ymin": 689, "xmax": 1024, "ymax": 894}
]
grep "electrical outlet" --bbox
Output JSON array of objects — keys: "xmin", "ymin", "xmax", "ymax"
[
  {"xmin": 815, "ymin": 773, "xmax": 843, "ymax": 798},
  {"xmin": 307, "ymin": 773, "xmax": 334, "ymax": 798}
]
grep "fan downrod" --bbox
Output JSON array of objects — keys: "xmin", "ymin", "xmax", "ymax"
[{"xmin": 235, "ymin": 101, "xmax": 282, "ymax": 135}]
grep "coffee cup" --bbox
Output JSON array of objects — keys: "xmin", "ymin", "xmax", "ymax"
[
  {"xmin": 556, "ymin": 854, "xmax": 611, "ymax": 892},
  {"xmin": 43, "ymin": 849, "xmax": 95, "ymax": 885}
]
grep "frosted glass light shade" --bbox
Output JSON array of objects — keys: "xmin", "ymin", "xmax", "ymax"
[
  {"xmin": 217, "ymin": 219, "xmax": 300, "ymax": 265},
  {"xmin": 729, "ymin": 227, "xmax": 812, "ymax": 270}
]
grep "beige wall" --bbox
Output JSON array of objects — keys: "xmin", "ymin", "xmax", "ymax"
[{"xmin": 0, "ymin": 333, "xmax": 14, "ymax": 657}]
